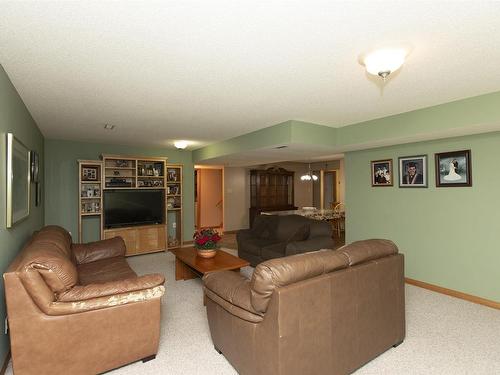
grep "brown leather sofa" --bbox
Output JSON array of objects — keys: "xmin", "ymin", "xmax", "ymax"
[
  {"xmin": 203, "ymin": 239, "xmax": 405, "ymax": 375},
  {"xmin": 3, "ymin": 225, "xmax": 166, "ymax": 375},
  {"xmin": 237, "ymin": 214, "xmax": 334, "ymax": 266}
]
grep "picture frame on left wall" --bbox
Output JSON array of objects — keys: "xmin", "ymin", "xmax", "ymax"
[
  {"xmin": 6, "ymin": 133, "xmax": 31, "ymax": 228},
  {"xmin": 371, "ymin": 159, "xmax": 393, "ymax": 186}
]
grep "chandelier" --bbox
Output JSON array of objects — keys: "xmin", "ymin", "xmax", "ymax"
[{"xmin": 300, "ymin": 164, "xmax": 318, "ymax": 181}]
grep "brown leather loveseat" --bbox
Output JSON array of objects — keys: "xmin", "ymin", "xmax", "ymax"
[
  {"xmin": 203, "ymin": 239, "xmax": 405, "ymax": 375},
  {"xmin": 4, "ymin": 225, "xmax": 165, "ymax": 375}
]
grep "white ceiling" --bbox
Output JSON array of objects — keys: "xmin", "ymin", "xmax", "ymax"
[{"xmin": 1, "ymin": 1, "xmax": 500, "ymax": 150}]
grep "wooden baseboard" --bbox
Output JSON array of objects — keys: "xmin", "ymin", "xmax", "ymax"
[
  {"xmin": 223, "ymin": 230, "xmax": 239, "ymax": 234},
  {"xmin": 405, "ymin": 277, "xmax": 499, "ymax": 310},
  {"xmin": 0, "ymin": 351, "xmax": 10, "ymax": 375}
]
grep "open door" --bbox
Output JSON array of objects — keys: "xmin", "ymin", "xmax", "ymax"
[{"xmin": 195, "ymin": 167, "xmax": 223, "ymax": 230}]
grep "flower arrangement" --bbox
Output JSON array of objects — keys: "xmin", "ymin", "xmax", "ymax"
[{"xmin": 193, "ymin": 228, "xmax": 221, "ymax": 250}]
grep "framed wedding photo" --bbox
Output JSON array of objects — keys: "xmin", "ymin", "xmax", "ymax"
[
  {"xmin": 399, "ymin": 155, "xmax": 427, "ymax": 188},
  {"xmin": 435, "ymin": 150, "xmax": 472, "ymax": 187},
  {"xmin": 371, "ymin": 159, "xmax": 393, "ymax": 187}
]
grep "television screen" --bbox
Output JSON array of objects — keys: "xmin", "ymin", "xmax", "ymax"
[{"xmin": 104, "ymin": 190, "xmax": 164, "ymax": 228}]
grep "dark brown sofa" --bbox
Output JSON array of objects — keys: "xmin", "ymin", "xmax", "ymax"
[
  {"xmin": 237, "ymin": 214, "xmax": 334, "ymax": 266},
  {"xmin": 203, "ymin": 239, "xmax": 405, "ymax": 375},
  {"xmin": 3, "ymin": 225, "xmax": 165, "ymax": 375}
]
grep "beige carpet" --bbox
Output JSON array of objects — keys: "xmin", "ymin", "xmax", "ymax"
[{"xmin": 6, "ymin": 250, "xmax": 499, "ymax": 374}]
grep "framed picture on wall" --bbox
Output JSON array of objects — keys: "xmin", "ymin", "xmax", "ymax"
[
  {"xmin": 435, "ymin": 150, "xmax": 472, "ymax": 187},
  {"xmin": 371, "ymin": 159, "xmax": 393, "ymax": 186},
  {"xmin": 6, "ymin": 133, "xmax": 31, "ymax": 228},
  {"xmin": 398, "ymin": 155, "xmax": 427, "ymax": 188}
]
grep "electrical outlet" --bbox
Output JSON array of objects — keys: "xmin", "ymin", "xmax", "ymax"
[{"xmin": 172, "ymin": 222, "xmax": 176, "ymax": 229}]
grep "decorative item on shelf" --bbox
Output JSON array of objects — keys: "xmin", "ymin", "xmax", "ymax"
[
  {"xmin": 168, "ymin": 236, "xmax": 179, "ymax": 248},
  {"xmin": 193, "ymin": 229, "xmax": 221, "ymax": 258},
  {"xmin": 82, "ymin": 166, "xmax": 98, "ymax": 181},
  {"xmin": 115, "ymin": 160, "xmax": 129, "ymax": 167},
  {"xmin": 113, "ymin": 170, "xmax": 120, "ymax": 176},
  {"xmin": 167, "ymin": 197, "xmax": 175, "ymax": 209},
  {"xmin": 167, "ymin": 169, "xmax": 178, "ymax": 181}
]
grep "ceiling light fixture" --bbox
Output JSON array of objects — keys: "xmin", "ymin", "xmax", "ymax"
[
  {"xmin": 174, "ymin": 140, "xmax": 188, "ymax": 150},
  {"xmin": 300, "ymin": 164, "xmax": 318, "ymax": 182},
  {"xmin": 103, "ymin": 124, "xmax": 115, "ymax": 130},
  {"xmin": 360, "ymin": 48, "xmax": 408, "ymax": 81}
]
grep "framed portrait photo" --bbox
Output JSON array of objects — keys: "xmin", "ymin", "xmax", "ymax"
[
  {"xmin": 435, "ymin": 150, "xmax": 472, "ymax": 187},
  {"xmin": 399, "ymin": 155, "xmax": 427, "ymax": 188},
  {"xmin": 371, "ymin": 159, "xmax": 393, "ymax": 187}
]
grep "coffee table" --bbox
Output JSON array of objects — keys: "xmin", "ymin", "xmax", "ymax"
[{"xmin": 171, "ymin": 247, "xmax": 250, "ymax": 281}]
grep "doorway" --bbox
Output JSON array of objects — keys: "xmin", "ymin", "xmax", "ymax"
[
  {"xmin": 195, "ymin": 166, "xmax": 224, "ymax": 231},
  {"xmin": 323, "ymin": 170, "xmax": 338, "ymax": 209},
  {"xmin": 312, "ymin": 169, "xmax": 339, "ymax": 209}
]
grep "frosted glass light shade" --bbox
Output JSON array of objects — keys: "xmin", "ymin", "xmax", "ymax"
[
  {"xmin": 362, "ymin": 48, "xmax": 407, "ymax": 77},
  {"xmin": 174, "ymin": 140, "xmax": 188, "ymax": 149}
]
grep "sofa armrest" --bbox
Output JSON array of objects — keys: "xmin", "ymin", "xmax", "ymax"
[
  {"xmin": 57, "ymin": 273, "xmax": 165, "ymax": 302},
  {"xmin": 47, "ymin": 285, "xmax": 165, "ymax": 315},
  {"xmin": 203, "ymin": 271, "xmax": 263, "ymax": 322},
  {"xmin": 236, "ymin": 229, "xmax": 253, "ymax": 241},
  {"xmin": 72, "ymin": 237, "xmax": 126, "ymax": 264}
]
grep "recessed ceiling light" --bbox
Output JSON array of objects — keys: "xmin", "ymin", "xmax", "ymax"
[
  {"xmin": 174, "ymin": 140, "xmax": 188, "ymax": 150},
  {"xmin": 104, "ymin": 124, "xmax": 115, "ymax": 130}
]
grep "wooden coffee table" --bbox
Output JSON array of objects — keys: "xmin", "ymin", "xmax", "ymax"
[{"xmin": 171, "ymin": 247, "xmax": 250, "ymax": 281}]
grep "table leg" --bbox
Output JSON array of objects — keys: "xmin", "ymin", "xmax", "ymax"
[{"xmin": 175, "ymin": 258, "xmax": 198, "ymax": 280}]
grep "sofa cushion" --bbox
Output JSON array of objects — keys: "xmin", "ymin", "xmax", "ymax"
[
  {"xmin": 288, "ymin": 224, "xmax": 310, "ymax": 241},
  {"xmin": 33, "ymin": 225, "xmax": 74, "ymax": 261},
  {"xmin": 77, "ymin": 257, "xmax": 137, "ymax": 285},
  {"xmin": 251, "ymin": 215, "xmax": 279, "ymax": 239},
  {"xmin": 72, "ymin": 237, "xmax": 126, "ymax": 265},
  {"xmin": 250, "ymin": 249, "xmax": 349, "ymax": 313},
  {"xmin": 337, "ymin": 239, "xmax": 398, "ymax": 266},
  {"xmin": 274, "ymin": 215, "xmax": 310, "ymax": 242},
  {"xmin": 240, "ymin": 238, "xmax": 281, "ymax": 256},
  {"xmin": 308, "ymin": 220, "xmax": 332, "ymax": 238}
]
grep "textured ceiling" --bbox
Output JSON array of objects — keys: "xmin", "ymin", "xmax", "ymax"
[{"xmin": 1, "ymin": 1, "xmax": 500, "ymax": 149}]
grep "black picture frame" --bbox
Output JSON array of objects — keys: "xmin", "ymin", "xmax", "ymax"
[
  {"xmin": 435, "ymin": 150, "xmax": 472, "ymax": 187},
  {"xmin": 371, "ymin": 159, "xmax": 393, "ymax": 187}
]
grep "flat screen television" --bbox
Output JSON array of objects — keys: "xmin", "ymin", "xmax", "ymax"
[{"xmin": 104, "ymin": 189, "xmax": 164, "ymax": 229}]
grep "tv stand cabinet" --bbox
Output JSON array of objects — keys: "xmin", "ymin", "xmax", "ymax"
[
  {"xmin": 101, "ymin": 154, "xmax": 170, "ymax": 256},
  {"xmin": 103, "ymin": 224, "xmax": 167, "ymax": 256}
]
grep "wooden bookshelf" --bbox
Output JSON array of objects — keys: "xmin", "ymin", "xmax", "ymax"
[
  {"xmin": 100, "ymin": 154, "xmax": 169, "ymax": 256},
  {"xmin": 78, "ymin": 160, "xmax": 104, "ymax": 243},
  {"xmin": 166, "ymin": 164, "xmax": 183, "ymax": 250}
]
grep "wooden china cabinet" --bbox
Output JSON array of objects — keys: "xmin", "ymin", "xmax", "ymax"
[{"xmin": 249, "ymin": 167, "xmax": 296, "ymax": 226}]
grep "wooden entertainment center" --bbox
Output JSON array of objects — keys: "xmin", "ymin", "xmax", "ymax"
[{"xmin": 78, "ymin": 154, "xmax": 183, "ymax": 256}]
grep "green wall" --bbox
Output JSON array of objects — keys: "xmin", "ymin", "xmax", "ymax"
[
  {"xmin": 0, "ymin": 66, "xmax": 45, "ymax": 363},
  {"xmin": 44, "ymin": 139, "xmax": 195, "ymax": 243},
  {"xmin": 345, "ymin": 131, "xmax": 500, "ymax": 302}
]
